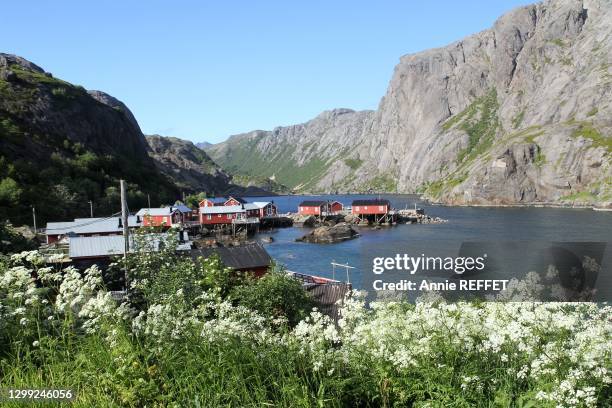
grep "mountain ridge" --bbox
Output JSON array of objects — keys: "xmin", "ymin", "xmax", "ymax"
[{"xmin": 208, "ymin": 0, "xmax": 611, "ymax": 206}]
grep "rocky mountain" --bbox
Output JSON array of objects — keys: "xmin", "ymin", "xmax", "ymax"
[
  {"xmin": 0, "ymin": 53, "xmax": 213, "ymax": 224},
  {"xmin": 196, "ymin": 141, "xmax": 213, "ymax": 149},
  {"xmin": 208, "ymin": 0, "xmax": 611, "ymax": 206},
  {"xmin": 145, "ymin": 135, "xmax": 233, "ymax": 194}
]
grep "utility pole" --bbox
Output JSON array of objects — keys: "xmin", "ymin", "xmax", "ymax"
[
  {"xmin": 120, "ymin": 180, "xmax": 129, "ymax": 260},
  {"xmin": 88, "ymin": 200, "xmax": 94, "ymax": 218},
  {"xmin": 32, "ymin": 206, "xmax": 37, "ymax": 232},
  {"xmin": 182, "ymin": 191, "xmax": 185, "ymax": 202},
  {"xmin": 147, "ymin": 193, "xmax": 151, "ymax": 209}
]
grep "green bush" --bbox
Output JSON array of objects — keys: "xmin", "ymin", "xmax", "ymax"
[{"xmin": 231, "ymin": 269, "xmax": 315, "ymax": 326}]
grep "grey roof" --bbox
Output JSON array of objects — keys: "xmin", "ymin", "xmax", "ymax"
[
  {"xmin": 199, "ymin": 205, "xmax": 245, "ymax": 214},
  {"xmin": 69, "ymin": 233, "xmax": 191, "ymax": 259},
  {"xmin": 46, "ymin": 216, "xmax": 140, "ymax": 236},
  {"xmin": 135, "ymin": 207, "xmax": 179, "ymax": 216},
  {"xmin": 299, "ymin": 200, "xmax": 327, "ymax": 207},
  {"xmin": 251, "ymin": 201, "xmax": 274, "ymax": 209},
  {"xmin": 191, "ymin": 243, "xmax": 272, "ymax": 270},
  {"xmin": 69, "ymin": 235, "xmax": 125, "ymax": 258},
  {"xmin": 173, "ymin": 204, "xmax": 193, "ymax": 213}
]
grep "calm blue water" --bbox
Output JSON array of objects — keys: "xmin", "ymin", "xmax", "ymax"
[{"xmin": 245, "ymin": 194, "xmax": 612, "ymax": 291}]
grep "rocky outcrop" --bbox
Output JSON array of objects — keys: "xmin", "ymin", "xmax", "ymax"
[
  {"xmin": 145, "ymin": 135, "xmax": 232, "ymax": 194},
  {"xmin": 196, "ymin": 141, "xmax": 213, "ymax": 149},
  {"xmin": 208, "ymin": 0, "xmax": 611, "ymax": 206},
  {"xmin": 296, "ymin": 223, "xmax": 359, "ymax": 243}
]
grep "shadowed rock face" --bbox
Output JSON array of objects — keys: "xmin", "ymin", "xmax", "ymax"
[
  {"xmin": 144, "ymin": 134, "xmax": 232, "ymax": 194},
  {"xmin": 209, "ymin": 0, "xmax": 611, "ymax": 206}
]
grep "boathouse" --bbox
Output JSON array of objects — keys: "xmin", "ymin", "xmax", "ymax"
[
  {"xmin": 351, "ymin": 199, "xmax": 394, "ymax": 223},
  {"xmin": 246, "ymin": 201, "xmax": 277, "ymax": 218},
  {"xmin": 329, "ymin": 201, "xmax": 343, "ymax": 214},
  {"xmin": 136, "ymin": 207, "xmax": 184, "ymax": 227},
  {"xmin": 298, "ymin": 200, "xmax": 328, "ymax": 216},
  {"xmin": 199, "ymin": 205, "xmax": 246, "ymax": 225}
]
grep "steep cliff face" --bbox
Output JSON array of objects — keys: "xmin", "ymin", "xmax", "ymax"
[
  {"xmin": 209, "ymin": 0, "xmax": 611, "ymax": 205},
  {"xmin": 145, "ymin": 135, "xmax": 233, "ymax": 194}
]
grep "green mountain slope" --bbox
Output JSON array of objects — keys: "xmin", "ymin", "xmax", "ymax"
[{"xmin": 0, "ymin": 53, "xmax": 180, "ymax": 225}]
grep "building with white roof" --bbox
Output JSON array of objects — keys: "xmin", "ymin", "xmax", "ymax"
[{"xmin": 45, "ymin": 216, "xmax": 141, "ymax": 244}]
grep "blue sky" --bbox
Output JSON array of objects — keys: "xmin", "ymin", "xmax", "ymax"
[{"xmin": 3, "ymin": 1, "xmax": 533, "ymax": 143}]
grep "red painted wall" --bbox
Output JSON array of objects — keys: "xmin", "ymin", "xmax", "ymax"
[
  {"xmin": 199, "ymin": 199, "xmax": 216, "ymax": 207},
  {"xmin": 200, "ymin": 212, "xmax": 239, "ymax": 225},
  {"xmin": 330, "ymin": 202, "xmax": 343, "ymax": 213},
  {"xmin": 142, "ymin": 215, "xmax": 173, "ymax": 227},
  {"xmin": 224, "ymin": 198, "xmax": 242, "ymax": 206},
  {"xmin": 352, "ymin": 204, "xmax": 389, "ymax": 215},
  {"xmin": 298, "ymin": 205, "xmax": 322, "ymax": 215}
]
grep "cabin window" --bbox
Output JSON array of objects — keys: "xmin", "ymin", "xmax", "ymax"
[
  {"xmin": 364, "ymin": 206, "xmax": 368, "ymax": 210},
  {"xmin": 217, "ymin": 214, "xmax": 222, "ymax": 218},
  {"xmin": 379, "ymin": 206, "xmax": 384, "ymax": 211},
  {"xmin": 355, "ymin": 206, "xmax": 359, "ymax": 211},
  {"xmin": 207, "ymin": 215, "xmax": 212, "ymax": 220}
]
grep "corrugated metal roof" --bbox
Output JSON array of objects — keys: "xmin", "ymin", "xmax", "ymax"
[
  {"xmin": 69, "ymin": 235, "xmax": 125, "ymax": 258},
  {"xmin": 173, "ymin": 204, "xmax": 193, "ymax": 213},
  {"xmin": 191, "ymin": 243, "xmax": 271, "ymax": 270},
  {"xmin": 199, "ymin": 205, "xmax": 245, "ymax": 214},
  {"xmin": 69, "ymin": 233, "xmax": 191, "ymax": 259},
  {"xmin": 46, "ymin": 216, "xmax": 140, "ymax": 235}
]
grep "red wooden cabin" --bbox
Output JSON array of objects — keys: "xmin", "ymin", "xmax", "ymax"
[
  {"xmin": 351, "ymin": 199, "xmax": 391, "ymax": 215},
  {"xmin": 329, "ymin": 201, "xmax": 343, "ymax": 214},
  {"xmin": 298, "ymin": 200, "xmax": 327, "ymax": 215},
  {"xmin": 199, "ymin": 205, "xmax": 245, "ymax": 225}
]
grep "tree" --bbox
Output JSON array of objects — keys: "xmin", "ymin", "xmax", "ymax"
[{"xmin": 0, "ymin": 177, "xmax": 21, "ymax": 205}]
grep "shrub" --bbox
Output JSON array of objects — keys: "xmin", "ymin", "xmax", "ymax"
[{"xmin": 231, "ymin": 269, "xmax": 315, "ymax": 326}]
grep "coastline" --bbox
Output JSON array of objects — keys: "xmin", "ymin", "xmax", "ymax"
[{"xmin": 242, "ymin": 192, "xmax": 612, "ymax": 211}]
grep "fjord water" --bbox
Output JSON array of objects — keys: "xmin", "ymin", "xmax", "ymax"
[{"xmin": 251, "ymin": 194, "xmax": 612, "ymax": 291}]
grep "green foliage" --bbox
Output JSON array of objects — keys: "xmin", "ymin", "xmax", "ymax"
[
  {"xmin": 0, "ymin": 222, "xmax": 35, "ymax": 253},
  {"xmin": 549, "ymin": 38, "xmax": 567, "ymax": 47},
  {"xmin": 209, "ymin": 137, "xmax": 334, "ymax": 191},
  {"xmin": 184, "ymin": 191, "xmax": 207, "ymax": 208},
  {"xmin": 355, "ymin": 173, "xmax": 397, "ymax": 192},
  {"xmin": 512, "ymin": 110, "xmax": 525, "ymax": 129},
  {"xmin": 570, "ymin": 122, "xmax": 611, "ymax": 153},
  {"xmin": 586, "ymin": 107, "xmax": 598, "ymax": 117},
  {"xmin": 455, "ymin": 89, "xmax": 499, "ymax": 164},
  {"xmin": 2, "ymin": 252, "xmax": 611, "ymax": 407},
  {"xmin": 0, "ymin": 65, "xmax": 180, "ymax": 226},
  {"xmin": 230, "ymin": 268, "xmax": 315, "ymax": 326},
  {"xmin": 533, "ymin": 146, "xmax": 546, "ymax": 168},
  {"xmin": 343, "ymin": 157, "xmax": 363, "ymax": 170},
  {"xmin": 0, "ymin": 177, "xmax": 22, "ymax": 205}
]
